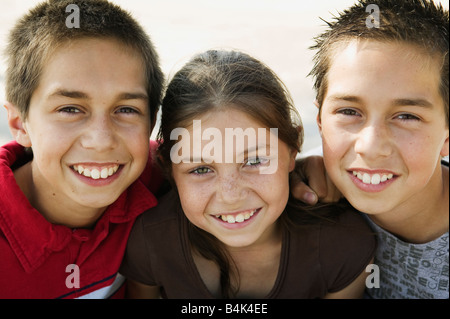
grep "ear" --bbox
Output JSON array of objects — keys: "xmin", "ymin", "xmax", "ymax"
[
  {"xmin": 4, "ymin": 101, "xmax": 32, "ymax": 147},
  {"xmin": 314, "ymin": 100, "xmax": 323, "ymax": 136},
  {"xmin": 440, "ymin": 132, "xmax": 449, "ymax": 157},
  {"xmin": 288, "ymin": 147, "xmax": 298, "ymax": 173}
]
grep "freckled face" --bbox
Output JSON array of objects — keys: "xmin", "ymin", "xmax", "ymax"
[
  {"xmin": 318, "ymin": 40, "xmax": 449, "ymax": 217},
  {"xmin": 171, "ymin": 109, "xmax": 296, "ymax": 248}
]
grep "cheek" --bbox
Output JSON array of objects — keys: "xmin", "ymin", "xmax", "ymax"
[
  {"xmin": 322, "ymin": 133, "xmax": 347, "ymax": 169},
  {"xmin": 177, "ymin": 183, "xmax": 212, "ymax": 225},
  {"xmin": 122, "ymin": 125, "xmax": 151, "ymax": 160},
  {"xmin": 173, "ymin": 171, "xmax": 211, "ymax": 218},
  {"xmin": 255, "ymin": 172, "xmax": 290, "ymax": 209},
  {"xmin": 397, "ymin": 134, "xmax": 439, "ymax": 175}
]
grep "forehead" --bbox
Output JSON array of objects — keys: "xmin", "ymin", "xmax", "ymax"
[
  {"xmin": 37, "ymin": 37, "xmax": 147, "ymax": 96},
  {"xmin": 325, "ymin": 40, "xmax": 443, "ymax": 107}
]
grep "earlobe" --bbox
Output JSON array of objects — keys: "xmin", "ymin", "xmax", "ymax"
[
  {"xmin": 314, "ymin": 100, "xmax": 323, "ymax": 135},
  {"xmin": 440, "ymin": 134, "xmax": 449, "ymax": 157},
  {"xmin": 4, "ymin": 101, "xmax": 32, "ymax": 147},
  {"xmin": 288, "ymin": 150, "xmax": 297, "ymax": 172}
]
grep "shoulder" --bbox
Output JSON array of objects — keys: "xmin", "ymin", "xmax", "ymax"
[
  {"xmin": 320, "ymin": 204, "xmax": 375, "ymax": 248},
  {"xmin": 138, "ymin": 188, "xmax": 181, "ymax": 227},
  {"xmin": 316, "ymin": 205, "xmax": 377, "ymax": 292},
  {"xmin": 120, "ymin": 189, "xmax": 184, "ymax": 284},
  {"xmin": 129, "ymin": 188, "xmax": 182, "ymax": 246},
  {"xmin": 316, "ymin": 203, "xmax": 377, "ymax": 267}
]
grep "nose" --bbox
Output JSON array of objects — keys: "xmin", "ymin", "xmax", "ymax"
[
  {"xmin": 80, "ymin": 114, "xmax": 118, "ymax": 152},
  {"xmin": 215, "ymin": 170, "xmax": 248, "ymax": 205},
  {"xmin": 354, "ymin": 122, "xmax": 393, "ymax": 159}
]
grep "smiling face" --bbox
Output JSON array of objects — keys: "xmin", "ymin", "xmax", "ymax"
[
  {"xmin": 171, "ymin": 108, "xmax": 296, "ymax": 249},
  {"xmin": 10, "ymin": 38, "xmax": 151, "ymax": 224},
  {"xmin": 318, "ymin": 40, "xmax": 449, "ymax": 219}
]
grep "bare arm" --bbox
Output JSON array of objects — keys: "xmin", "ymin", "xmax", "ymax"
[{"xmin": 125, "ymin": 278, "xmax": 161, "ymax": 299}]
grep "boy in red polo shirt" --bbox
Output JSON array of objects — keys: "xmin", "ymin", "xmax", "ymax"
[{"xmin": 0, "ymin": 0, "xmax": 164, "ymax": 298}]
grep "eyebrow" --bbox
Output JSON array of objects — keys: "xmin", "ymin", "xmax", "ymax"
[
  {"xmin": 178, "ymin": 143, "xmax": 273, "ymax": 163},
  {"xmin": 327, "ymin": 95, "xmax": 434, "ymax": 108},
  {"xmin": 48, "ymin": 89, "xmax": 148, "ymax": 101},
  {"xmin": 327, "ymin": 95, "xmax": 363, "ymax": 103},
  {"xmin": 391, "ymin": 98, "xmax": 433, "ymax": 108}
]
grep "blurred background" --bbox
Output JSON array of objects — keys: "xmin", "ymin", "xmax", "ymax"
[{"xmin": 0, "ymin": 0, "xmax": 448, "ymax": 155}]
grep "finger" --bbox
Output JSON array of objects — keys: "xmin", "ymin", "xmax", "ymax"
[
  {"xmin": 291, "ymin": 182, "xmax": 318, "ymax": 205},
  {"xmin": 303, "ymin": 156, "xmax": 328, "ymax": 200}
]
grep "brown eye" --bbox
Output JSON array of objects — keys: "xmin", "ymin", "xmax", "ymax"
[
  {"xmin": 337, "ymin": 108, "xmax": 359, "ymax": 116},
  {"xmin": 396, "ymin": 113, "xmax": 420, "ymax": 121}
]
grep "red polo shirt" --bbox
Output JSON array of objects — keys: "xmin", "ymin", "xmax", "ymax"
[{"xmin": 0, "ymin": 141, "xmax": 162, "ymax": 298}]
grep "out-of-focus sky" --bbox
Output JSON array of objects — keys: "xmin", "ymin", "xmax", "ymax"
[{"xmin": 0, "ymin": 0, "xmax": 448, "ymax": 154}]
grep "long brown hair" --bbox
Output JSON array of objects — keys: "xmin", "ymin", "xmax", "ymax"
[{"xmin": 158, "ymin": 50, "xmax": 337, "ymax": 298}]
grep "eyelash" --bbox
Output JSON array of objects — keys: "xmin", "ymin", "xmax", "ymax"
[
  {"xmin": 188, "ymin": 157, "xmax": 268, "ymax": 176},
  {"xmin": 245, "ymin": 157, "xmax": 269, "ymax": 167},
  {"xmin": 58, "ymin": 106, "xmax": 81, "ymax": 114},
  {"xmin": 57, "ymin": 106, "xmax": 140, "ymax": 115},
  {"xmin": 190, "ymin": 167, "xmax": 212, "ymax": 175},
  {"xmin": 336, "ymin": 108, "xmax": 359, "ymax": 117},
  {"xmin": 116, "ymin": 106, "xmax": 140, "ymax": 114},
  {"xmin": 336, "ymin": 108, "xmax": 421, "ymax": 121},
  {"xmin": 396, "ymin": 113, "xmax": 420, "ymax": 121}
]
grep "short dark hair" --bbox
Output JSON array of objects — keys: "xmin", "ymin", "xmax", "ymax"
[
  {"xmin": 5, "ymin": 0, "xmax": 164, "ymax": 126},
  {"xmin": 309, "ymin": 0, "xmax": 449, "ymax": 126}
]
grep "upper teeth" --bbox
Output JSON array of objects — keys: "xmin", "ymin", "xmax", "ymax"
[
  {"xmin": 353, "ymin": 171, "xmax": 393, "ymax": 185},
  {"xmin": 215, "ymin": 209, "xmax": 258, "ymax": 224},
  {"xmin": 72, "ymin": 164, "xmax": 119, "ymax": 180}
]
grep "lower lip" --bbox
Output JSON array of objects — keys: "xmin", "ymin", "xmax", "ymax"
[
  {"xmin": 214, "ymin": 208, "xmax": 261, "ymax": 230},
  {"xmin": 348, "ymin": 171, "xmax": 396, "ymax": 193},
  {"xmin": 71, "ymin": 166, "xmax": 123, "ymax": 187}
]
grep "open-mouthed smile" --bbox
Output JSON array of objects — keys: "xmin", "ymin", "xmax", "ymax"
[{"xmin": 71, "ymin": 164, "xmax": 120, "ymax": 180}]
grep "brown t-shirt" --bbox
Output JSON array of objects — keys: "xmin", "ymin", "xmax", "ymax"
[{"xmin": 120, "ymin": 190, "xmax": 376, "ymax": 298}]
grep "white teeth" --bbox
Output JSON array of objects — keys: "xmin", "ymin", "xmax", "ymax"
[
  {"xmin": 100, "ymin": 168, "xmax": 108, "ymax": 179},
  {"xmin": 235, "ymin": 214, "xmax": 245, "ymax": 223},
  {"xmin": 91, "ymin": 169, "xmax": 100, "ymax": 179},
  {"xmin": 371, "ymin": 174, "xmax": 380, "ymax": 185},
  {"xmin": 217, "ymin": 209, "xmax": 257, "ymax": 224},
  {"xmin": 353, "ymin": 171, "xmax": 394, "ymax": 185},
  {"xmin": 363, "ymin": 173, "xmax": 371, "ymax": 184},
  {"xmin": 84, "ymin": 168, "xmax": 91, "ymax": 177},
  {"xmin": 72, "ymin": 164, "xmax": 120, "ymax": 180}
]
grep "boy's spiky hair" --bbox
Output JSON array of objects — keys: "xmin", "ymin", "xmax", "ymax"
[
  {"xmin": 309, "ymin": 0, "xmax": 449, "ymax": 126},
  {"xmin": 5, "ymin": 0, "xmax": 164, "ymax": 126}
]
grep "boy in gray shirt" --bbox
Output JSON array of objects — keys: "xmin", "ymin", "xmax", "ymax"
[{"xmin": 309, "ymin": 0, "xmax": 449, "ymax": 298}]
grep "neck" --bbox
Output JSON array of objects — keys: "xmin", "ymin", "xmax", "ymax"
[{"xmin": 14, "ymin": 162, "xmax": 105, "ymax": 228}]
